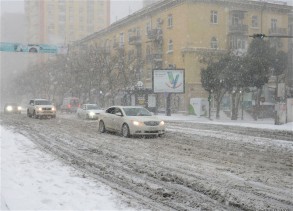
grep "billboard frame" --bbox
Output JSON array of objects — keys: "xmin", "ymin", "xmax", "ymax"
[{"xmin": 152, "ymin": 69, "xmax": 185, "ymax": 94}]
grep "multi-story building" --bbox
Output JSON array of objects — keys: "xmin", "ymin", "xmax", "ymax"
[
  {"xmin": 25, "ymin": 0, "xmax": 110, "ymax": 44},
  {"xmin": 75, "ymin": 0, "xmax": 292, "ymax": 112},
  {"xmin": 143, "ymin": 0, "xmax": 161, "ymax": 7},
  {"xmin": 288, "ymin": 11, "xmax": 293, "ymax": 95},
  {"xmin": 1, "ymin": 13, "xmax": 27, "ymax": 106}
]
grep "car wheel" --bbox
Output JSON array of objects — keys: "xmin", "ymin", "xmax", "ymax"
[
  {"xmin": 122, "ymin": 123, "xmax": 130, "ymax": 138},
  {"xmin": 99, "ymin": 121, "xmax": 106, "ymax": 133}
]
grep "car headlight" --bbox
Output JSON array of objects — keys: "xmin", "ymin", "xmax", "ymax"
[
  {"xmin": 6, "ymin": 106, "xmax": 12, "ymax": 111},
  {"xmin": 132, "ymin": 120, "xmax": 143, "ymax": 126},
  {"xmin": 38, "ymin": 107, "xmax": 42, "ymax": 111},
  {"xmin": 17, "ymin": 106, "xmax": 22, "ymax": 110},
  {"xmin": 52, "ymin": 107, "xmax": 56, "ymax": 111},
  {"xmin": 159, "ymin": 121, "xmax": 165, "ymax": 126},
  {"xmin": 89, "ymin": 112, "xmax": 95, "ymax": 116}
]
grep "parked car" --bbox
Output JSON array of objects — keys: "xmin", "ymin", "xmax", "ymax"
[
  {"xmin": 76, "ymin": 104, "xmax": 103, "ymax": 120},
  {"xmin": 98, "ymin": 106, "xmax": 165, "ymax": 137},
  {"xmin": 60, "ymin": 97, "xmax": 80, "ymax": 113},
  {"xmin": 27, "ymin": 99, "xmax": 56, "ymax": 119},
  {"xmin": 4, "ymin": 103, "xmax": 22, "ymax": 114}
]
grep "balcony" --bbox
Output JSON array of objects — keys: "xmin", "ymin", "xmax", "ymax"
[
  {"xmin": 147, "ymin": 29, "xmax": 163, "ymax": 41},
  {"xmin": 113, "ymin": 42, "xmax": 124, "ymax": 50},
  {"xmin": 146, "ymin": 52, "xmax": 163, "ymax": 63},
  {"xmin": 96, "ymin": 46, "xmax": 111, "ymax": 54},
  {"xmin": 128, "ymin": 35, "xmax": 142, "ymax": 45},
  {"xmin": 229, "ymin": 24, "xmax": 248, "ymax": 34},
  {"xmin": 269, "ymin": 28, "xmax": 287, "ymax": 36}
]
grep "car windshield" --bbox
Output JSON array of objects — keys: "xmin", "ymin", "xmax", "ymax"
[
  {"xmin": 35, "ymin": 100, "xmax": 51, "ymax": 105},
  {"xmin": 123, "ymin": 107, "xmax": 152, "ymax": 116},
  {"xmin": 87, "ymin": 105, "xmax": 100, "ymax": 110}
]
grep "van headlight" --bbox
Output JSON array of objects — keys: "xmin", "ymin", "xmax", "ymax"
[
  {"xmin": 38, "ymin": 107, "xmax": 42, "ymax": 111},
  {"xmin": 159, "ymin": 121, "xmax": 165, "ymax": 126},
  {"xmin": 89, "ymin": 112, "xmax": 95, "ymax": 117},
  {"xmin": 52, "ymin": 107, "xmax": 56, "ymax": 111}
]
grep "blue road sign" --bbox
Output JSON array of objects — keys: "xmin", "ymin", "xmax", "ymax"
[{"xmin": 0, "ymin": 42, "xmax": 68, "ymax": 54}]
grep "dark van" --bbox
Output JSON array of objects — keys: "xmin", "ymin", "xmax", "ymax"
[{"xmin": 60, "ymin": 97, "xmax": 80, "ymax": 113}]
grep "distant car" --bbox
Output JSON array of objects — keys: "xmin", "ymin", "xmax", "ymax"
[
  {"xmin": 98, "ymin": 106, "xmax": 165, "ymax": 137},
  {"xmin": 76, "ymin": 104, "xmax": 103, "ymax": 120},
  {"xmin": 27, "ymin": 99, "xmax": 56, "ymax": 119},
  {"xmin": 60, "ymin": 97, "xmax": 80, "ymax": 113},
  {"xmin": 4, "ymin": 103, "xmax": 22, "ymax": 114}
]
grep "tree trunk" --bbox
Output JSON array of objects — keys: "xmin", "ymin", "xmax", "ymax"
[
  {"xmin": 216, "ymin": 102, "xmax": 221, "ymax": 119},
  {"xmin": 235, "ymin": 93, "xmax": 241, "ymax": 119},
  {"xmin": 274, "ymin": 76, "xmax": 279, "ymax": 125},
  {"xmin": 254, "ymin": 88, "xmax": 263, "ymax": 121},
  {"xmin": 231, "ymin": 93, "xmax": 237, "ymax": 120}
]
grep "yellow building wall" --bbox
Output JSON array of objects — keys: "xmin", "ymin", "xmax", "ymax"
[{"xmin": 76, "ymin": 0, "xmax": 291, "ymax": 111}]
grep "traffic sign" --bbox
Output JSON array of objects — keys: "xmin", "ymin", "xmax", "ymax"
[{"xmin": 0, "ymin": 42, "xmax": 68, "ymax": 54}]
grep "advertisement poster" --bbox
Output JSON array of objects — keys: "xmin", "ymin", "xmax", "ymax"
[
  {"xmin": 153, "ymin": 69, "xmax": 185, "ymax": 93},
  {"xmin": 189, "ymin": 98, "xmax": 209, "ymax": 117}
]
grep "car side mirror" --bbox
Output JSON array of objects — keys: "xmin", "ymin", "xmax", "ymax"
[{"xmin": 116, "ymin": 112, "xmax": 123, "ymax": 116}]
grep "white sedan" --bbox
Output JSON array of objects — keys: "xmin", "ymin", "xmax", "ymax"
[
  {"xmin": 76, "ymin": 104, "xmax": 103, "ymax": 120},
  {"xmin": 98, "ymin": 106, "xmax": 165, "ymax": 137}
]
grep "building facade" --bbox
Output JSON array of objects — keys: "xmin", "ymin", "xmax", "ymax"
[
  {"xmin": 75, "ymin": 0, "xmax": 292, "ymax": 112},
  {"xmin": 288, "ymin": 11, "xmax": 293, "ymax": 96},
  {"xmin": 25, "ymin": 0, "xmax": 110, "ymax": 44},
  {"xmin": 143, "ymin": 0, "xmax": 162, "ymax": 7}
]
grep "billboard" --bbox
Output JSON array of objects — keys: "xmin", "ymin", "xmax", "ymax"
[
  {"xmin": 0, "ymin": 42, "xmax": 68, "ymax": 54},
  {"xmin": 153, "ymin": 69, "xmax": 185, "ymax": 93}
]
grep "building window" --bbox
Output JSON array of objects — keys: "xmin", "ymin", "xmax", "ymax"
[
  {"xmin": 271, "ymin": 19, "xmax": 277, "ymax": 31},
  {"xmin": 119, "ymin": 33, "xmax": 124, "ymax": 47},
  {"xmin": 168, "ymin": 14, "xmax": 173, "ymax": 28},
  {"xmin": 211, "ymin": 37, "xmax": 218, "ymax": 49},
  {"xmin": 232, "ymin": 13, "xmax": 241, "ymax": 25},
  {"xmin": 69, "ymin": 14, "xmax": 74, "ymax": 23},
  {"xmin": 59, "ymin": 14, "xmax": 66, "ymax": 22},
  {"xmin": 146, "ymin": 45, "xmax": 151, "ymax": 55},
  {"xmin": 230, "ymin": 36, "xmax": 246, "ymax": 50},
  {"xmin": 48, "ymin": 24, "xmax": 55, "ymax": 32},
  {"xmin": 252, "ymin": 16, "xmax": 258, "ymax": 28},
  {"xmin": 168, "ymin": 40, "xmax": 173, "ymax": 52},
  {"xmin": 136, "ymin": 27, "xmax": 140, "ymax": 36},
  {"xmin": 146, "ymin": 22, "xmax": 151, "ymax": 34},
  {"xmin": 210, "ymin": 10, "xmax": 218, "ymax": 24}
]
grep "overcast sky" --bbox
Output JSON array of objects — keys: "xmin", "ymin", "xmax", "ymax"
[{"xmin": 0, "ymin": 0, "xmax": 143, "ymax": 23}]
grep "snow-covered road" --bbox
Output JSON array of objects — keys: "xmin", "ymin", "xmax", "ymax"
[{"xmin": 1, "ymin": 113, "xmax": 292, "ymax": 210}]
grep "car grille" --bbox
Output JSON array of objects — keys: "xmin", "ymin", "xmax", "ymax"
[
  {"xmin": 42, "ymin": 108, "xmax": 52, "ymax": 110},
  {"xmin": 144, "ymin": 121, "xmax": 160, "ymax": 126}
]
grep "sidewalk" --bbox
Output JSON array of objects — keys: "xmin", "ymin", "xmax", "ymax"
[{"xmin": 158, "ymin": 112, "xmax": 293, "ymax": 132}]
